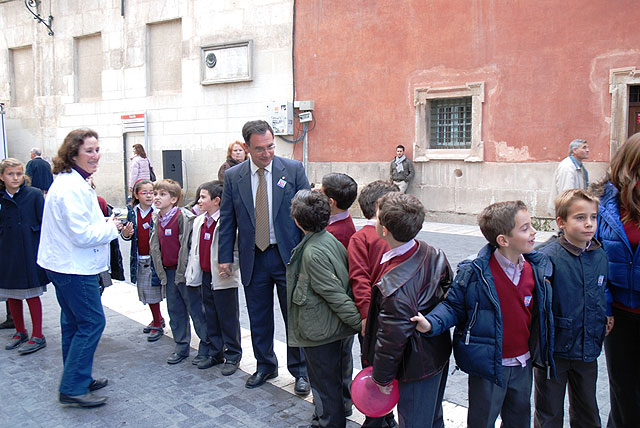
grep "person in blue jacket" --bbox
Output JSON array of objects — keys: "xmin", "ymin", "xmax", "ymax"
[
  {"xmin": 412, "ymin": 200, "xmax": 554, "ymax": 428},
  {"xmin": 591, "ymin": 132, "xmax": 640, "ymax": 428}
]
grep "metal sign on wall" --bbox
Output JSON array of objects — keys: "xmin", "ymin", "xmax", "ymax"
[{"xmin": 121, "ymin": 113, "xmax": 146, "ymax": 133}]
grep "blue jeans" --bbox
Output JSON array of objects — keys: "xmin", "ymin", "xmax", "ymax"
[{"xmin": 47, "ymin": 271, "xmax": 106, "ymax": 396}]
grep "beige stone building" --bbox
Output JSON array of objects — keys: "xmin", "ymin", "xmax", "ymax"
[{"xmin": 0, "ymin": 0, "xmax": 296, "ymax": 204}]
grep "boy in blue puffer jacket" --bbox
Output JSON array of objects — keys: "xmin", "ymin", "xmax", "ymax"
[
  {"xmin": 412, "ymin": 200, "xmax": 555, "ymax": 428},
  {"xmin": 534, "ymin": 189, "xmax": 612, "ymax": 428}
]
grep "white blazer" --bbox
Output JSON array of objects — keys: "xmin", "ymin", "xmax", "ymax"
[
  {"xmin": 185, "ymin": 212, "xmax": 240, "ymax": 290},
  {"xmin": 37, "ymin": 169, "xmax": 118, "ymax": 275}
]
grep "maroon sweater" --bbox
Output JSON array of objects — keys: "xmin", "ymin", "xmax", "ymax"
[
  {"xmin": 327, "ymin": 215, "xmax": 356, "ymax": 249},
  {"xmin": 489, "ymin": 255, "xmax": 535, "ymax": 358},
  {"xmin": 348, "ymin": 225, "xmax": 390, "ymax": 319},
  {"xmin": 136, "ymin": 208, "xmax": 152, "ymax": 256},
  {"xmin": 199, "ymin": 219, "xmax": 216, "ymax": 273},
  {"xmin": 158, "ymin": 213, "xmax": 180, "ymax": 269}
]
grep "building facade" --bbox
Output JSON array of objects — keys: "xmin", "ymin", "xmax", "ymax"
[
  {"xmin": 0, "ymin": 0, "xmax": 296, "ymax": 204},
  {"xmin": 294, "ymin": 0, "xmax": 640, "ymax": 221}
]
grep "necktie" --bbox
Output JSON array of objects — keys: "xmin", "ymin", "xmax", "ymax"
[{"xmin": 255, "ymin": 168, "xmax": 270, "ymax": 251}]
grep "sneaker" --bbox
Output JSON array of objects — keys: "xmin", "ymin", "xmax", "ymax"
[
  {"xmin": 5, "ymin": 332, "xmax": 28, "ymax": 350},
  {"xmin": 18, "ymin": 336, "xmax": 47, "ymax": 355},
  {"xmin": 147, "ymin": 327, "xmax": 163, "ymax": 342},
  {"xmin": 142, "ymin": 319, "xmax": 165, "ymax": 333}
]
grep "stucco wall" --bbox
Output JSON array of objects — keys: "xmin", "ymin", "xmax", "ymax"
[{"xmin": 0, "ymin": 0, "xmax": 295, "ymax": 205}]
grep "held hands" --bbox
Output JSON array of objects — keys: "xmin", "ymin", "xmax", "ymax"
[
  {"xmin": 409, "ymin": 312, "xmax": 432, "ymax": 333},
  {"xmin": 121, "ymin": 222, "xmax": 134, "ymax": 238},
  {"xmin": 218, "ymin": 263, "xmax": 232, "ymax": 279},
  {"xmin": 605, "ymin": 316, "xmax": 615, "ymax": 336}
]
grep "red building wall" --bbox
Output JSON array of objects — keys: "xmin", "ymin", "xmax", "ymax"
[{"xmin": 294, "ymin": 0, "xmax": 640, "ymax": 164}]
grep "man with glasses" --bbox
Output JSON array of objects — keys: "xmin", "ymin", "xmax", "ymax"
[{"xmin": 218, "ymin": 120, "xmax": 310, "ymax": 396}]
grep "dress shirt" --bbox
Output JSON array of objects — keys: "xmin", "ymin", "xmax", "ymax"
[
  {"xmin": 380, "ymin": 239, "xmax": 417, "ymax": 265},
  {"xmin": 329, "ymin": 210, "xmax": 350, "ymax": 225}
]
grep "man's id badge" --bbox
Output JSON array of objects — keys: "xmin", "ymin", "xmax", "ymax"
[
  {"xmin": 142, "ymin": 222, "xmax": 151, "ymax": 230},
  {"xmin": 524, "ymin": 296, "xmax": 532, "ymax": 307},
  {"xmin": 598, "ymin": 275, "xmax": 605, "ymax": 287},
  {"xmin": 277, "ymin": 177, "xmax": 287, "ymax": 188},
  {"xmin": 204, "ymin": 232, "xmax": 211, "ymax": 241},
  {"xmin": 164, "ymin": 229, "xmax": 172, "ymax": 236}
]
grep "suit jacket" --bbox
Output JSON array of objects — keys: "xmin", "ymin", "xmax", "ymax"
[{"xmin": 218, "ymin": 156, "xmax": 310, "ymax": 286}]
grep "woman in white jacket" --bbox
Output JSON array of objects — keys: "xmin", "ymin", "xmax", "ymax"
[
  {"xmin": 129, "ymin": 144, "xmax": 152, "ymax": 191},
  {"xmin": 38, "ymin": 129, "xmax": 122, "ymax": 408}
]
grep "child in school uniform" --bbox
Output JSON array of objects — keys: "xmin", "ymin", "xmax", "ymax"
[
  {"xmin": 413, "ymin": 200, "xmax": 555, "ymax": 428},
  {"xmin": 0, "ymin": 158, "xmax": 48, "ymax": 354},
  {"xmin": 534, "ymin": 189, "xmax": 611, "ymax": 427},
  {"xmin": 287, "ymin": 189, "xmax": 361, "ymax": 428},
  {"xmin": 347, "ymin": 179, "xmax": 399, "ymax": 428},
  {"xmin": 321, "ymin": 172, "xmax": 358, "ymax": 249},
  {"xmin": 121, "ymin": 179, "xmax": 165, "ymax": 341},
  {"xmin": 362, "ymin": 192, "xmax": 452, "ymax": 428},
  {"xmin": 149, "ymin": 179, "xmax": 211, "ymax": 366},
  {"xmin": 185, "ymin": 180, "xmax": 242, "ymax": 374}
]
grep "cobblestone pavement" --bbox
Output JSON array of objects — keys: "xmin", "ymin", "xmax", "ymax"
[{"xmin": 0, "ymin": 221, "xmax": 610, "ymax": 427}]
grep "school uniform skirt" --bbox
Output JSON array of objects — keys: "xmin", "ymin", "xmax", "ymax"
[
  {"xmin": 136, "ymin": 257, "xmax": 164, "ymax": 305},
  {"xmin": 0, "ymin": 285, "xmax": 46, "ymax": 300}
]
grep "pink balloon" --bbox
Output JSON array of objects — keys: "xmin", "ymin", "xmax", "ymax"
[{"xmin": 350, "ymin": 366, "xmax": 400, "ymax": 417}]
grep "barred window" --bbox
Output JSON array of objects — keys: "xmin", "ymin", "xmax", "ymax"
[{"xmin": 429, "ymin": 97, "xmax": 472, "ymax": 149}]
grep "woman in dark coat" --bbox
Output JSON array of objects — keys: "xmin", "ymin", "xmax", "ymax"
[
  {"xmin": 0, "ymin": 158, "xmax": 48, "ymax": 354},
  {"xmin": 217, "ymin": 141, "xmax": 248, "ymax": 181}
]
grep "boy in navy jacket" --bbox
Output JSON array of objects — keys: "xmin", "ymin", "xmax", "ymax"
[
  {"xmin": 413, "ymin": 200, "xmax": 555, "ymax": 428},
  {"xmin": 534, "ymin": 189, "xmax": 612, "ymax": 427}
]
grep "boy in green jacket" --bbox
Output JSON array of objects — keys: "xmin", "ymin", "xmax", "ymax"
[{"xmin": 287, "ymin": 189, "xmax": 362, "ymax": 428}]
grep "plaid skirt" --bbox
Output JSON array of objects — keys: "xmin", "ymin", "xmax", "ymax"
[
  {"xmin": 0, "ymin": 285, "xmax": 46, "ymax": 300},
  {"xmin": 136, "ymin": 258, "xmax": 165, "ymax": 304}
]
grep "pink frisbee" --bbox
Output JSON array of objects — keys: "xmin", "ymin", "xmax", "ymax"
[{"xmin": 350, "ymin": 366, "xmax": 400, "ymax": 417}]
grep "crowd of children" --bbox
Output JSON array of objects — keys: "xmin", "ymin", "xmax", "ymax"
[{"xmin": 0, "ymin": 151, "xmax": 629, "ymax": 427}]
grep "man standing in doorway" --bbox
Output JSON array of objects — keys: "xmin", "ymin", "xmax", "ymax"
[
  {"xmin": 549, "ymin": 139, "xmax": 589, "ymax": 212},
  {"xmin": 218, "ymin": 120, "xmax": 310, "ymax": 395},
  {"xmin": 25, "ymin": 148, "xmax": 53, "ymax": 193},
  {"xmin": 390, "ymin": 144, "xmax": 415, "ymax": 193}
]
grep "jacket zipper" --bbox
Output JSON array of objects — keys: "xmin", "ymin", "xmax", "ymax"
[{"xmin": 465, "ymin": 302, "xmax": 479, "ymax": 345}]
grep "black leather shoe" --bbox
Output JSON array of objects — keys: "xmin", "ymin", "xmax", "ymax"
[
  {"xmin": 167, "ymin": 352, "xmax": 188, "ymax": 365},
  {"xmin": 191, "ymin": 355, "xmax": 208, "ymax": 365},
  {"xmin": 147, "ymin": 327, "xmax": 163, "ymax": 342},
  {"xmin": 59, "ymin": 392, "xmax": 107, "ymax": 407},
  {"xmin": 197, "ymin": 356, "xmax": 224, "ymax": 369},
  {"xmin": 88, "ymin": 378, "xmax": 108, "ymax": 392},
  {"xmin": 245, "ymin": 370, "xmax": 278, "ymax": 388},
  {"xmin": 221, "ymin": 360, "xmax": 240, "ymax": 376},
  {"xmin": 294, "ymin": 376, "xmax": 311, "ymax": 396},
  {"xmin": 0, "ymin": 317, "xmax": 14, "ymax": 329}
]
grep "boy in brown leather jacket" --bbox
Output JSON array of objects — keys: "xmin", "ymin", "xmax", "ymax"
[{"xmin": 362, "ymin": 192, "xmax": 452, "ymax": 428}]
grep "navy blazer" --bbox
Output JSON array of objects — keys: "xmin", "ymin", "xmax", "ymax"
[{"xmin": 218, "ymin": 156, "xmax": 310, "ymax": 286}]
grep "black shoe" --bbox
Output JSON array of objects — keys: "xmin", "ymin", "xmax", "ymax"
[
  {"xmin": 0, "ymin": 318, "xmax": 14, "ymax": 329},
  {"xmin": 191, "ymin": 355, "xmax": 208, "ymax": 365},
  {"xmin": 59, "ymin": 392, "xmax": 107, "ymax": 407},
  {"xmin": 167, "ymin": 352, "xmax": 188, "ymax": 365},
  {"xmin": 245, "ymin": 370, "xmax": 278, "ymax": 388},
  {"xmin": 147, "ymin": 327, "xmax": 163, "ymax": 342},
  {"xmin": 17, "ymin": 336, "xmax": 46, "ymax": 355},
  {"xmin": 221, "ymin": 360, "xmax": 240, "ymax": 376},
  {"xmin": 142, "ymin": 319, "xmax": 165, "ymax": 333},
  {"xmin": 384, "ymin": 414, "xmax": 399, "ymax": 428},
  {"xmin": 88, "ymin": 378, "xmax": 108, "ymax": 392},
  {"xmin": 5, "ymin": 332, "xmax": 28, "ymax": 350},
  {"xmin": 294, "ymin": 376, "xmax": 311, "ymax": 396},
  {"xmin": 197, "ymin": 356, "xmax": 224, "ymax": 370}
]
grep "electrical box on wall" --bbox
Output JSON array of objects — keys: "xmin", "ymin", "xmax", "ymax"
[{"xmin": 266, "ymin": 101, "xmax": 293, "ymax": 135}]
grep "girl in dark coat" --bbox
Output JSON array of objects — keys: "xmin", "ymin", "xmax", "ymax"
[{"xmin": 0, "ymin": 158, "xmax": 48, "ymax": 354}]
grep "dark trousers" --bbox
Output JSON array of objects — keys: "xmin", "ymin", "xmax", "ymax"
[
  {"xmin": 358, "ymin": 333, "xmax": 396, "ymax": 428},
  {"xmin": 605, "ymin": 306, "xmax": 640, "ymax": 428},
  {"xmin": 165, "ymin": 269, "xmax": 211, "ymax": 357},
  {"xmin": 201, "ymin": 271, "xmax": 242, "ymax": 362},
  {"xmin": 48, "ymin": 271, "xmax": 106, "ymax": 396},
  {"xmin": 397, "ymin": 363, "xmax": 448, "ymax": 428},
  {"xmin": 468, "ymin": 364, "xmax": 533, "ymax": 428},
  {"xmin": 244, "ymin": 245, "xmax": 306, "ymax": 377},
  {"xmin": 305, "ymin": 339, "xmax": 350, "ymax": 428},
  {"xmin": 534, "ymin": 357, "xmax": 600, "ymax": 428}
]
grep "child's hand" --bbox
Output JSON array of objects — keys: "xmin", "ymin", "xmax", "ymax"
[
  {"xmin": 376, "ymin": 382, "xmax": 393, "ymax": 395},
  {"xmin": 410, "ymin": 312, "xmax": 432, "ymax": 333},
  {"xmin": 110, "ymin": 216, "xmax": 123, "ymax": 231},
  {"xmin": 122, "ymin": 222, "xmax": 134, "ymax": 239},
  {"xmin": 605, "ymin": 316, "xmax": 614, "ymax": 336}
]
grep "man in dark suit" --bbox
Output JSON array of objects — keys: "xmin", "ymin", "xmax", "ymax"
[
  {"xmin": 25, "ymin": 148, "xmax": 53, "ymax": 192},
  {"xmin": 218, "ymin": 120, "xmax": 310, "ymax": 395}
]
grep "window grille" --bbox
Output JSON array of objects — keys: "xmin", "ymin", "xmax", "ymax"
[{"xmin": 429, "ymin": 97, "xmax": 472, "ymax": 149}]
